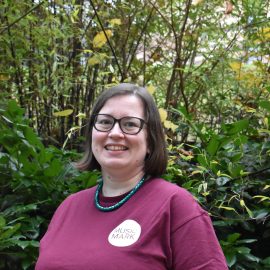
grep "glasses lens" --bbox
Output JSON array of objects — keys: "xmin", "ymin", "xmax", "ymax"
[
  {"xmin": 121, "ymin": 117, "xmax": 142, "ymax": 134},
  {"xmin": 95, "ymin": 115, "xmax": 114, "ymax": 131}
]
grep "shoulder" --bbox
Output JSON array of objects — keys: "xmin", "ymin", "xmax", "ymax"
[
  {"xmin": 144, "ymin": 177, "xmax": 207, "ymax": 228},
  {"xmin": 52, "ymin": 186, "xmax": 97, "ymax": 216},
  {"xmin": 145, "ymin": 177, "xmax": 197, "ymax": 203},
  {"xmin": 46, "ymin": 186, "xmax": 97, "ymax": 230},
  {"xmin": 61, "ymin": 185, "xmax": 97, "ymax": 207}
]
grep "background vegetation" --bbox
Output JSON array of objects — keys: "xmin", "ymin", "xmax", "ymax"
[{"xmin": 0, "ymin": 0, "xmax": 269, "ymax": 269}]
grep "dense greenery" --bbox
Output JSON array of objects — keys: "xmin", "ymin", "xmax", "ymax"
[
  {"xmin": 0, "ymin": 0, "xmax": 270, "ymax": 269},
  {"xmin": 0, "ymin": 101, "xmax": 99, "ymax": 269}
]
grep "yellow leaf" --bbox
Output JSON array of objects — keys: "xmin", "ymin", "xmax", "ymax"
[
  {"xmin": 218, "ymin": 206, "xmax": 238, "ymax": 213},
  {"xmin": 147, "ymin": 85, "xmax": 156, "ymax": 95},
  {"xmin": 260, "ymin": 27, "xmax": 270, "ymax": 40},
  {"xmin": 240, "ymin": 199, "xmax": 245, "ymax": 207},
  {"xmin": 253, "ymin": 195, "xmax": 270, "ymax": 202},
  {"xmin": 164, "ymin": 120, "xmax": 178, "ymax": 132},
  {"xmin": 82, "ymin": 49, "xmax": 93, "ymax": 53},
  {"xmin": 191, "ymin": 170, "xmax": 203, "ymax": 175},
  {"xmin": 76, "ymin": 113, "xmax": 86, "ymax": 118},
  {"xmin": 159, "ymin": 108, "xmax": 167, "ymax": 122},
  {"xmin": 53, "ymin": 109, "xmax": 73, "ymax": 117},
  {"xmin": 244, "ymin": 106, "xmax": 256, "ymax": 113},
  {"xmin": 66, "ymin": 126, "xmax": 81, "ymax": 135},
  {"xmin": 93, "ymin": 30, "xmax": 112, "ymax": 48},
  {"xmin": 109, "ymin": 18, "xmax": 121, "ymax": 26},
  {"xmin": 263, "ymin": 117, "xmax": 268, "ymax": 128},
  {"xmin": 88, "ymin": 53, "xmax": 107, "ymax": 66},
  {"xmin": 211, "ymin": 160, "xmax": 219, "ymax": 164},
  {"xmin": 229, "ymin": 61, "xmax": 242, "ymax": 72},
  {"xmin": 88, "ymin": 56, "xmax": 101, "ymax": 65}
]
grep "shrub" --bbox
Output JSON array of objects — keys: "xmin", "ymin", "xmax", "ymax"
[{"xmin": 0, "ymin": 101, "xmax": 98, "ymax": 269}]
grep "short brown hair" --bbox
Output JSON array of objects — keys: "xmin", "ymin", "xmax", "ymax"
[{"xmin": 75, "ymin": 83, "xmax": 167, "ymax": 177}]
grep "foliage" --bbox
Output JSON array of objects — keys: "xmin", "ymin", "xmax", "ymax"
[
  {"xmin": 164, "ymin": 106, "xmax": 270, "ymax": 269},
  {"xmin": 0, "ymin": 0, "xmax": 269, "ymax": 145},
  {"xmin": 0, "ymin": 0, "xmax": 270, "ymax": 269},
  {"xmin": 0, "ymin": 101, "xmax": 98, "ymax": 269}
]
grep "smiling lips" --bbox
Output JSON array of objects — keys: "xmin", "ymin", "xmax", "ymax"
[{"xmin": 105, "ymin": 145, "xmax": 128, "ymax": 151}]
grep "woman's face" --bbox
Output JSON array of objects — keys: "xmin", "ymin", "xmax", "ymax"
[{"xmin": 91, "ymin": 95, "xmax": 148, "ymax": 176}]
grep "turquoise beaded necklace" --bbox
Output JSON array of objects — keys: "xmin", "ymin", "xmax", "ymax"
[{"xmin": 94, "ymin": 176, "xmax": 146, "ymax": 212}]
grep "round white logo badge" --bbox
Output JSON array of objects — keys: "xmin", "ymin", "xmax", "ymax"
[{"xmin": 108, "ymin": 219, "xmax": 141, "ymax": 247}]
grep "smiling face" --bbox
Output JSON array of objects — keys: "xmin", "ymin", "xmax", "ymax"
[{"xmin": 91, "ymin": 95, "xmax": 148, "ymax": 177}]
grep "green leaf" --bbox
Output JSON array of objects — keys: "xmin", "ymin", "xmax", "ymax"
[
  {"xmin": 228, "ymin": 119, "xmax": 249, "ymax": 135},
  {"xmin": 225, "ymin": 251, "xmax": 237, "ymax": 267},
  {"xmin": 0, "ymin": 216, "xmax": 6, "ymax": 228},
  {"xmin": 53, "ymin": 109, "xmax": 73, "ymax": 117},
  {"xmin": 1, "ymin": 115, "xmax": 13, "ymax": 124},
  {"xmin": 227, "ymin": 233, "xmax": 241, "ymax": 243},
  {"xmin": 243, "ymin": 253, "xmax": 260, "ymax": 262},
  {"xmin": 237, "ymin": 239, "xmax": 257, "ymax": 244},
  {"xmin": 206, "ymin": 135, "xmax": 220, "ymax": 155},
  {"xmin": 259, "ymin": 100, "xmax": 270, "ymax": 112},
  {"xmin": 197, "ymin": 154, "xmax": 208, "ymax": 167},
  {"xmin": 7, "ymin": 100, "xmax": 25, "ymax": 117},
  {"xmin": 262, "ymin": 256, "xmax": 270, "ymax": 265},
  {"xmin": 15, "ymin": 240, "xmax": 39, "ymax": 250},
  {"xmin": 236, "ymin": 246, "xmax": 251, "ymax": 254},
  {"xmin": 44, "ymin": 159, "xmax": 62, "ymax": 177},
  {"xmin": 0, "ymin": 223, "xmax": 21, "ymax": 240}
]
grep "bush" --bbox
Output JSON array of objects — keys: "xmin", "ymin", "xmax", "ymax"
[
  {"xmin": 1, "ymin": 100, "xmax": 269, "ymax": 269},
  {"xmin": 0, "ymin": 101, "xmax": 98, "ymax": 269},
  {"xmin": 165, "ymin": 108, "xmax": 270, "ymax": 269}
]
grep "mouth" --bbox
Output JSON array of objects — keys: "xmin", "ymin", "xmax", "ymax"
[{"xmin": 105, "ymin": 145, "xmax": 128, "ymax": 151}]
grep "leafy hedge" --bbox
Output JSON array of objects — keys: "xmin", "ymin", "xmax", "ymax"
[
  {"xmin": 0, "ymin": 101, "xmax": 98, "ymax": 269},
  {"xmin": 0, "ymin": 100, "xmax": 270, "ymax": 269},
  {"xmin": 165, "ymin": 106, "xmax": 270, "ymax": 269}
]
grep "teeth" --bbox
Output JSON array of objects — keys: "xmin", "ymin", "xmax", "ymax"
[{"xmin": 106, "ymin": 145, "xmax": 127, "ymax": 151}]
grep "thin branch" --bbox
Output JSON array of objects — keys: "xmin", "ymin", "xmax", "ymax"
[
  {"xmin": 89, "ymin": 0, "xmax": 124, "ymax": 81},
  {"xmin": 0, "ymin": 1, "xmax": 45, "ymax": 35},
  {"xmin": 148, "ymin": 0, "xmax": 173, "ymax": 29},
  {"xmin": 126, "ymin": 5, "xmax": 155, "ymax": 75}
]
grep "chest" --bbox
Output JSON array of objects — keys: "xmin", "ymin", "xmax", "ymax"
[{"xmin": 38, "ymin": 200, "xmax": 173, "ymax": 270}]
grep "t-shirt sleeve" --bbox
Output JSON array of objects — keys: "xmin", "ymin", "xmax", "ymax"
[{"xmin": 170, "ymin": 189, "xmax": 229, "ymax": 270}]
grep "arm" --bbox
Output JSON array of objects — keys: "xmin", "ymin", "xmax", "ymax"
[
  {"xmin": 171, "ymin": 213, "xmax": 228, "ymax": 269},
  {"xmin": 169, "ymin": 189, "xmax": 228, "ymax": 270}
]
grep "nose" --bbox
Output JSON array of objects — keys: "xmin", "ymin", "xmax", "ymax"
[{"xmin": 108, "ymin": 121, "xmax": 124, "ymax": 138}]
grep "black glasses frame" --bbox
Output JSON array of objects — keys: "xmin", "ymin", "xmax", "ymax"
[{"xmin": 93, "ymin": 114, "xmax": 146, "ymax": 135}]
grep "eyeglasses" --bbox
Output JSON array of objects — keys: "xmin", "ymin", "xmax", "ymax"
[{"xmin": 93, "ymin": 114, "xmax": 146, "ymax": 135}]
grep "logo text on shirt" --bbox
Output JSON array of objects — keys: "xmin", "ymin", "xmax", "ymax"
[{"xmin": 108, "ymin": 219, "xmax": 141, "ymax": 247}]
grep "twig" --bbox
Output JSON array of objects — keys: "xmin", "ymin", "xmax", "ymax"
[
  {"xmin": 89, "ymin": 0, "xmax": 124, "ymax": 81},
  {"xmin": 126, "ymin": 4, "xmax": 155, "ymax": 75}
]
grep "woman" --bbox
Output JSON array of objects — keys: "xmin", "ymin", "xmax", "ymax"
[{"xmin": 36, "ymin": 83, "xmax": 228, "ymax": 270}]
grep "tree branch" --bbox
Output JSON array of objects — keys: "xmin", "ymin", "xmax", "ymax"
[{"xmin": 89, "ymin": 0, "xmax": 124, "ymax": 81}]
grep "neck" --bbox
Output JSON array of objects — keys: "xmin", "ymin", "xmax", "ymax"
[{"xmin": 101, "ymin": 170, "xmax": 145, "ymax": 197}]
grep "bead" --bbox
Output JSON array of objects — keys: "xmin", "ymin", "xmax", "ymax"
[{"xmin": 94, "ymin": 176, "xmax": 145, "ymax": 212}]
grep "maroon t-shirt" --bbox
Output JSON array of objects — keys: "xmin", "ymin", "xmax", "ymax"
[{"xmin": 35, "ymin": 178, "xmax": 228, "ymax": 270}]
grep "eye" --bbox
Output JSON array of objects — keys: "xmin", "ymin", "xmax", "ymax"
[
  {"xmin": 96, "ymin": 116, "xmax": 113, "ymax": 125},
  {"xmin": 122, "ymin": 118, "xmax": 140, "ymax": 128},
  {"xmin": 98, "ymin": 119, "xmax": 112, "ymax": 125},
  {"xmin": 125, "ymin": 121, "xmax": 138, "ymax": 127}
]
